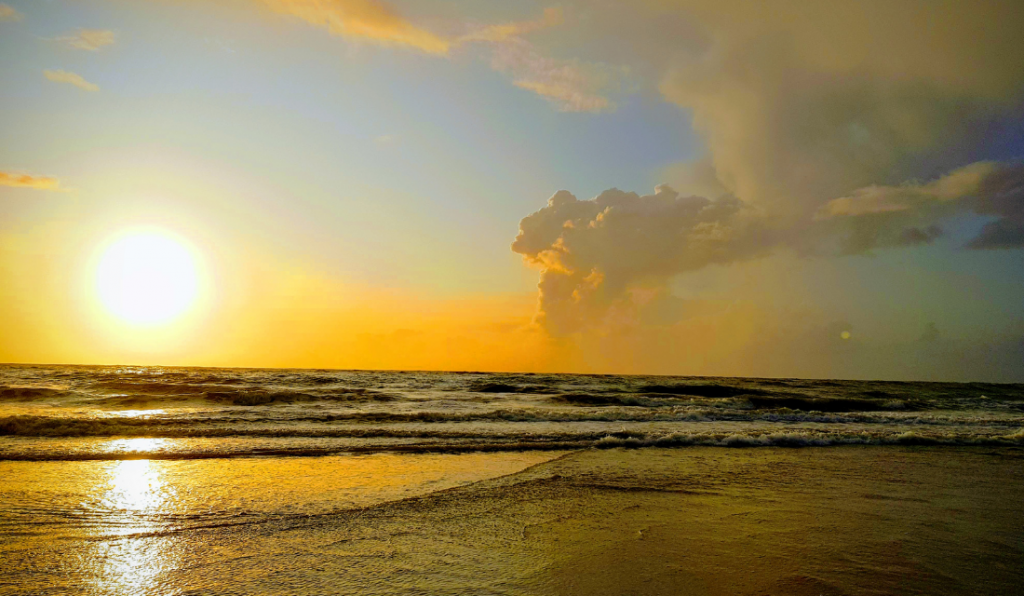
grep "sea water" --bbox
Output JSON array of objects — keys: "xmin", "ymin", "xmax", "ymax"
[{"xmin": 2, "ymin": 365, "xmax": 1022, "ymax": 594}]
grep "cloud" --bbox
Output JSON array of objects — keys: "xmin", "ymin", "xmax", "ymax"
[
  {"xmin": 818, "ymin": 161, "xmax": 1024, "ymax": 250},
  {"xmin": 512, "ymin": 160, "xmax": 1024, "ymax": 331},
  {"xmin": 43, "ymin": 69, "xmax": 99, "ymax": 92},
  {"xmin": 507, "ymin": 0, "xmax": 1024, "ymax": 333},
  {"xmin": 459, "ymin": 7, "xmax": 620, "ymax": 113},
  {"xmin": 0, "ymin": 3, "xmax": 21, "ymax": 22},
  {"xmin": 513, "ymin": 160, "xmax": 1024, "ymax": 335},
  {"xmin": 818, "ymin": 162, "xmax": 1000, "ymax": 218},
  {"xmin": 511, "ymin": 185, "xmax": 770, "ymax": 334},
  {"xmin": 261, "ymin": 0, "xmax": 450, "ymax": 54},
  {"xmin": 0, "ymin": 172, "xmax": 63, "ymax": 191},
  {"xmin": 53, "ymin": 29, "xmax": 116, "ymax": 51},
  {"xmin": 654, "ymin": 0, "xmax": 1024, "ymax": 215},
  {"xmin": 659, "ymin": 157, "xmax": 730, "ymax": 201},
  {"xmin": 489, "ymin": 38, "xmax": 621, "ymax": 113},
  {"xmin": 256, "ymin": 2, "xmax": 618, "ymax": 112},
  {"xmin": 512, "ymin": 78, "xmax": 610, "ymax": 114},
  {"xmin": 459, "ymin": 7, "xmax": 563, "ymax": 44}
]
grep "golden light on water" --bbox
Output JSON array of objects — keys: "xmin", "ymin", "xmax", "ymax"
[
  {"xmin": 93, "ymin": 455, "xmax": 178, "ymax": 595},
  {"xmin": 94, "ymin": 230, "xmax": 201, "ymax": 326},
  {"xmin": 105, "ymin": 459, "xmax": 166, "ymax": 513},
  {"xmin": 103, "ymin": 437, "xmax": 168, "ymax": 456},
  {"xmin": 99, "ymin": 440, "xmax": 173, "ymax": 515}
]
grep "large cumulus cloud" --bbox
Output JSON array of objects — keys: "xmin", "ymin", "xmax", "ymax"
[
  {"xmin": 513, "ymin": 0, "xmax": 1024, "ymax": 334},
  {"xmin": 514, "ymin": 161, "xmax": 1024, "ymax": 334},
  {"xmin": 511, "ymin": 186, "xmax": 770, "ymax": 334}
]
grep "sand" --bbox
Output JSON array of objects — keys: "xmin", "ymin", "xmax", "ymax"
[
  {"xmin": 2, "ymin": 446, "xmax": 1023, "ymax": 595},
  {"xmin": 297, "ymin": 446, "xmax": 1024, "ymax": 596}
]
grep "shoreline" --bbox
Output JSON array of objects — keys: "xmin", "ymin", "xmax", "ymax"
[{"xmin": 5, "ymin": 446, "xmax": 1021, "ymax": 595}]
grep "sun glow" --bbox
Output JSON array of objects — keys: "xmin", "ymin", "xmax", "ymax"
[{"xmin": 94, "ymin": 230, "xmax": 201, "ymax": 325}]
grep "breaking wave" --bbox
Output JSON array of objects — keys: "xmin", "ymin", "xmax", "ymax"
[
  {"xmin": 1, "ymin": 364, "xmax": 1021, "ymax": 460},
  {"xmin": 3, "ymin": 407, "xmax": 1022, "ymax": 438},
  {"xmin": 1, "ymin": 428, "xmax": 1022, "ymax": 461},
  {"xmin": 594, "ymin": 428, "xmax": 1024, "ymax": 449}
]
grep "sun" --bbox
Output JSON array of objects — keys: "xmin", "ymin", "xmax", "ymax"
[{"xmin": 94, "ymin": 230, "xmax": 201, "ymax": 325}]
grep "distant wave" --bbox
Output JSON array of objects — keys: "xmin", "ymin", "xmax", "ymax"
[
  {"xmin": 92, "ymin": 388, "xmax": 396, "ymax": 407},
  {"xmin": 0, "ymin": 387, "xmax": 69, "ymax": 401},
  {"xmin": 1, "ymin": 383, "xmax": 1017, "ymax": 414},
  {"xmin": 0, "ymin": 384, "xmax": 396, "ymax": 407}
]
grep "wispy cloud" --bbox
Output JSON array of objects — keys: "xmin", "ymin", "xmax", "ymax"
[
  {"xmin": 816, "ymin": 161, "xmax": 1024, "ymax": 251},
  {"xmin": 817, "ymin": 162, "xmax": 1000, "ymax": 219},
  {"xmin": 258, "ymin": 2, "xmax": 617, "ymax": 113},
  {"xmin": 511, "ymin": 70, "xmax": 614, "ymax": 113},
  {"xmin": 0, "ymin": 172, "xmax": 63, "ymax": 191},
  {"xmin": 43, "ymin": 69, "xmax": 99, "ymax": 92},
  {"xmin": 0, "ymin": 3, "xmax": 22, "ymax": 22},
  {"xmin": 491, "ymin": 40, "xmax": 620, "ymax": 113},
  {"xmin": 53, "ymin": 28, "xmax": 116, "ymax": 51},
  {"xmin": 459, "ymin": 7, "xmax": 562, "ymax": 43},
  {"xmin": 262, "ymin": 0, "xmax": 450, "ymax": 54},
  {"xmin": 460, "ymin": 8, "xmax": 619, "ymax": 113}
]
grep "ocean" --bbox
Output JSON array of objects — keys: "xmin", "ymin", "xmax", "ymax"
[
  {"xmin": 2, "ymin": 364, "xmax": 1023, "ymax": 459},
  {"xmin": 2, "ymin": 365, "xmax": 1023, "ymax": 594}
]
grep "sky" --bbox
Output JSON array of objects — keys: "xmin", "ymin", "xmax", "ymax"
[{"xmin": 1, "ymin": 0, "xmax": 1023, "ymax": 381}]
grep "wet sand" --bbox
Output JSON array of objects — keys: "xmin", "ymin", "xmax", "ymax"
[
  {"xmin": 292, "ymin": 446, "xmax": 1023, "ymax": 596},
  {"xmin": 3, "ymin": 447, "xmax": 1023, "ymax": 595}
]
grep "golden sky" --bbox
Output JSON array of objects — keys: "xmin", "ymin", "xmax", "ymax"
[{"xmin": 1, "ymin": 0, "xmax": 1023, "ymax": 380}]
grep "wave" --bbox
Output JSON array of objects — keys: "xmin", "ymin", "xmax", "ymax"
[
  {"xmin": 0, "ymin": 385, "xmax": 992, "ymax": 414},
  {"xmin": 549, "ymin": 393, "xmax": 919, "ymax": 411},
  {"xmin": 468, "ymin": 382, "xmax": 562, "ymax": 394},
  {"xmin": 0, "ymin": 387, "xmax": 68, "ymax": 401},
  {"xmin": 3, "ymin": 367, "xmax": 1022, "ymax": 415},
  {"xmin": 552, "ymin": 393, "xmax": 682, "ymax": 406},
  {"xmin": 636, "ymin": 384, "xmax": 766, "ymax": 397},
  {"xmin": 745, "ymin": 395, "xmax": 921, "ymax": 412},
  {"xmin": 0, "ymin": 384, "xmax": 396, "ymax": 407},
  {"xmin": 2, "ymin": 407, "xmax": 1021, "ymax": 438},
  {"xmin": 2, "ymin": 429, "xmax": 1022, "ymax": 461},
  {"xmin": 594, "ymin": 428, "xmax": 1024, "ymax": 449},
  {"xmin": 86, "ymin": 381, "xmax": 218, "ymax": 394},
  {"xmin": 0, "ymin": 442, "xmax": 593, "ymax": 461},
  {"xmin": 90, "ymin": 388, "xmax": 396, "ymax": 407}
]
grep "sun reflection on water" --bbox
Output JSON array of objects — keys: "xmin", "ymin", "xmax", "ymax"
[
  {"xmin": 105, "ymin": 459, "xmax": 167, "ymax": 513},
  {"xmin": 102, "ymin": 438, "xmax": 168, "ymax": 456},
  {"xmin": 88, "ymin": 446, "xmax": 181, "ymax": 595},
  {"xmin": 107, "ymin": 409, "xmax": 168, "ymax": 418}
]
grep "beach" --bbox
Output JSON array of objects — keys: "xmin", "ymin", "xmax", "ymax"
[
  {"xmin": 4, "ymin": 0, "xmax": 1023, "ymax": 593},
  {"xmin": 3, "ymin": 446, "xmax": 1023, "ymax": 595},
  {"xmin": 2, "ymin": 365, "xmax": 1023, "ymax": 594}
]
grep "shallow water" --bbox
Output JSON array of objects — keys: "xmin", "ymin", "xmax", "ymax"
[
  {"xmin": 0, "ymin": 451, "xmax": 561, "ymax": 595},
  {"xmin": 2, "ymin": 447, "xmax": 1022, "ymax": 595}
]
